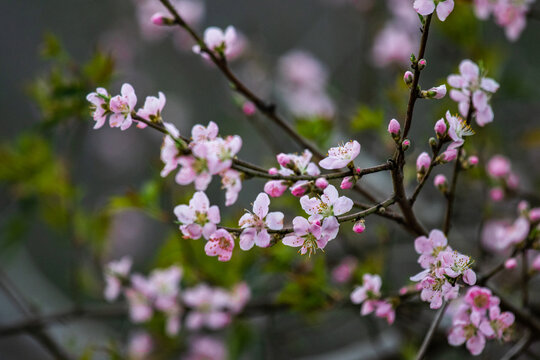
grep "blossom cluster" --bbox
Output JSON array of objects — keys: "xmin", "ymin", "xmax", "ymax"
[
  {"xmin": 448, "ymin": 59, "xmax": 500, "ymax": 127},
  {"xmin": 410, "ymin": 230, "xmax": 477, "ymax": 309},
  {"xmin": 104, "ymin": 258, "xmax": 250, "ymax": 336},
  {"xmin": 350, "ymin": 274, "xmax": 396, "ymax": 324},
  {"xmin": 473, "ymin": 0, "xmax": 535, "ymax": 41},
  {"xmin": 448, "ymin": 286, "xmax": 514, "ymax": 355}
]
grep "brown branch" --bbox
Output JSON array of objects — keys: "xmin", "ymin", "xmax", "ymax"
[{"xmin": 415, "ymin": 301, "xmax": 448, "ymax": 360}]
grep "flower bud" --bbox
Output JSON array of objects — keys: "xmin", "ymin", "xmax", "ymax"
[
  {"xmin": 276, "ymin": 153, "xmax": 291, "ymax": 167},
  {"xmin": 264, "ymin": 180, "xmax": 288, "ymax": 198},
  {"xmin": 507, "ymin": 173, "xmax": 519, "ymax": 189},
  {"xmin": 518, "ymin": 200, "xmax": 529, "ymax": 213},
  {"xmin": 268, "ymin": 167, "xmax": 278, "ymax": 175},
  {"xmin": 428, "ymin": 137, "xmax": 437, "ymax": 150},
  {"xmin": 434, "ymin": 174, "xmax": 447, "ymax": 192},
  {"xmin": 489, "ymin": 187, "xmax": 504, "ymax": 202},
  {"xmin": 151, "ymin": 13, "xmax": 174, "ymax": 26},
  {"xmin": 418, "ymin": 59, "xmax": 427, "ymax": 70},
  {"xmin": 353, "ymin": 220, "xmax": 366, "ymax": 234},
  {"xmin": 242, "ymin": 102, "xmax": 256, "ymax": 116},
  {"xmin": 402, "ymin": 139, "xmax": 411, "ymax": 151},
  {"xmin": 291, "ymin": 181, "xmax": 308, "ymax": 197},
  {"xmin": 403, "ymin": 71, "xmax": 414, "ymax": 87},
  {"xmin": 529, "ymin": 208, "xmax": 540, "ymax": 222},
  {"xmin": 422, "ymin": 85, "xmax": 446, "ymax": 99},
  {"xmin": 468, "ymin": 155, "xmax": 479, "ymax": 166},
  {"xmin": 315, "ymin": 177, "xmax": 329, "ymax": 190},
  {"xmin": 434, "ymin": 119, "xmax": 447, "ymax": 137},
  {"xmin": 416, "ymin": 152, "xmax": 431, "ymax": 172},
  {"xmin": 504, "ymin": 258, "xmax": 517, "ymax": 269},
  {"xmin": 388, "ymin": 118, "xmax": 401, "ymax": 136},
  {"xmin": 442, "ymin": 149, "xmax": 458, "ymax": 162},
  {"xmin": 340, "ymin": 176, "xmax": 354, "ymax": 189}
]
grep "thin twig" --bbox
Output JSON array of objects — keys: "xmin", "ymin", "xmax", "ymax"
[{"xmin": 415, "ymin": 301, "xmax": 448, "ymax": 360}]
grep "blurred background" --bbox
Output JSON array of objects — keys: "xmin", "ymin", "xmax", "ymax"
[{"xmin": 1, "ymin": 0, "xmax": 540, "ymax": 358}]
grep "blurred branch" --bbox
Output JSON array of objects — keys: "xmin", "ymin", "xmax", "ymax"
[{"xmin": 500, "ymin": 329, "xmax": 532, "ymax": 360}]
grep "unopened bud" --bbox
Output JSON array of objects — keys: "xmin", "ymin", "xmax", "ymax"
[
  {"xmin": 429, "ymin": 137, "xmax": 437, "ymax": 150},
  {"xmin": 340, "ymin": 176, "xmax": 354, "ymax": 190},
  {"xmin": 504, "ymin": 258, "xmax": 517, "ymax": 269},
  {"xmin": 268, "ymin": 167, "xmax": 278, "ymax": 175},
  {"xmin": 403, "ymin": 71, "xmax": 414, "ymax": 87},
  {"xmin": 402, "ymin": 139, "xmax": 411, "ymax": 151},
  {"xmin": 353, "ymin": 220, "xmax": 366, "ymax": 234},
  {"xmin": 242, "ymin": 102, "xmax": 256, "ymax": 116},
  {"xmin": 468, "ymin": 156, "xmax": 479, "ymax": 167},
  {"xmin": 151, "ymin": 13, "xmax": 174, "ymax": 26},
  {"xmin": 434, "ymin": 119, "xmax": 447, "ymax": 137},
  {"xmin": 315, "ymin": 177, "xmax": 329, "ymax": 190},
  {"xmin": 277, "ymin": 153, "xmax": 291, "ymax": 167},
  {"xmin": 418, "ymin": 59, "xmax": 427, "ymax": 70},
  {"xmin": 434, "ymin": 174, "xmax": 447, "ymax": 193}
]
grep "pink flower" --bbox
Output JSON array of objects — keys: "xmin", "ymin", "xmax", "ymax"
[
  {"xmin": 104, "ymin": 256, "xmax": 132, "ymax": 302},
  {"xmin": 220, "ymin": 169, "xmax": 242, "ymax": 206},
  {"xmin": 125, "ymin": 287, "xmax": 153, "ymax": 323},
  {"xmin": 136, "ymin": 91, "xmax": 166, "ymax": 127},
  {"xmin": 413, "ymin": 0, "xmax": 455, "ymax": 21},
  {"xmin": 319, "ymin": 140, "xmax": 361, "ymax": 170},
  {"xmin": 416, "ymin": 152, "xmax": 431, "ymax": 172},
  {"xmin": 374, "ymin": 300, "xmax": 396, "ymax": 324},
  {"xmin": 446, "ymin": 111, "xmax": 474, "ymax": 149},
  {"xmin": 239, "ymin": 193, "xmax": 284, "ymax": 250},
  {"xmin": 332, "ymin": 256, "xmax": 357, "ymax": 283},
  {"xmin": 193, "ymin": 26, "xmax": 242, "ymax": 60},
  {"xmin": 282, "ymin": 216, "xmax": 339, "ymax": 255},
  {"xmin": 493, "ymin": 0, "xmax": 532, "ymax": 41},
  {"xmin": 290, "ymin": 181, "xmax": 309, "ymax": 197},
  {"xmin": 448, "ymin": 60, "xmax": 499, "ymax": 126},
  {"xmin": 109, "ymin": 83, "xmax": 137, "ymax": 130},
  {"xmin": 350, "ymin": 273, "xmax": 381, "ymax": 304},
  {"xmin": 191, "ymin": 121, "xmax": 219, "ymax": 142},
  {"xmin": 183, "ymin": 284, "xmax": 231, "ymax": 329},
  {"xmin": 387, "ymin": 118, "xmax": 401, "ymax": 135},
  {"xmin": 174, "ymin": 191, "xmax": 220, "ymax": 240},
  {"xmin": 486, "ymin": 155, "xmax": 511, "ymax": 178},
  {"xmin": 86, "ymin": 87, "xmax": 111, "ymax": 129},
  {"xmin": 205, "ymin": 229, "xmax": 235, "ymax": 262},
  {"xmin": 464, "ymin": 287, "xmax": 499, "ymax": 312},
  {"xmin": 160, "ymin": 122, "xmax": 182, "ymax": 177},
  {"xmin": 128, "ymin": 332, "xmax": 153, "ymax": 360},
  {"xmin": 300, "ymin": 185, "xmax": 353, "ymax": 221},
  {"xmin": 185, "ymin": 336, "xmax": 226, "ymax": 360},
  {"xmin": 226, "ymin": 282, "xmax": 251, "ymax": 314}
]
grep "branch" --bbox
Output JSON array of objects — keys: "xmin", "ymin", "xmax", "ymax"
[
  {"xmin": 415, "ymin": 301, "xmax": 448, "ymax": 360},
  {"xmin": 442, "ymin": 147, "xmax": 462, "ymax": 235}
]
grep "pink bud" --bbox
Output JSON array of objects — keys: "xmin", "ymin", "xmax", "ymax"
[
  {"xmin": 388, "ymin": 119, "xmax": 401, "ymax": 135},
  {"xmin": 268, "ymin": 167, "xmax": 278, "ymax": 175},
  {"xmin": 355, "ymin": 167, "xmax": 362, "ymax": 174},
  {"xmin": 399, "ymin": 287, "xmax": 408, "ymax": 296},
  {"xmin": 518, "ymin": 200, "xmax": 529, "ymax": 212},
  {"xmin": 340, "ymin": 176, "xmax": 354, "ymax": 189},
  {"xmin": 434, "ymin": 119, "xmax": 447, "ymax": 136},
  {"xmin": 353, "ymin": 220, "xmax": 366, "ymax": 234},
  {"xmin": 486, "ymin": 155, "xmax": 511, "ymax": 178},
  {"xmin": 434, "ymin": 174, "xmax": 447, "ymax": 188},
  {"xmin": 315, "ymin": 177, "xmax": 329, "ymax": 190},
  {"xmin": 529, "ymin": 208, "xmax": 540, "ymax": 222},
  {"xmin": 291, "ymin": 182, "xmax": 308, "ymax": 197},
  {"xmin": 507, "ymin": 173, "xmax": 519, "ymax": 189},
  {"xmin": 402, "ymin": 139, "xmax": 411, "ymax": 150},
  {"xmin": 242, "ymin": 102, "xmax": 256, "ymax": 116},
  {"xmin": 403, "ymin": 71, "xmax": 414, "ymax": 86},
  {"xmin": 443, "ymin": 149, "xmax": 458, "ymax": 162},
  {"xmin": 312, "ymin": 219, "xmax": 321, "ymax": 226},
  {"xmin": 504, "ymin": 258, "xmax": 517, "ymax": 269},
  {"xmin": 532, "ymin": 255, "xmax": 540, "ymax": 271},
  {"xmin": 428, "ymin": 85, "xmax": 446, "ymax": 99},
  {"xmin": 416, "ymin": 152, "xmax": 431, "ymax": 172},
  {"xmin": 462, "ymin": 269, "xmax": 476, "ymax": 285},
  {"xmin": 151, "ymin": 13, "xmax": 166, "ymax": 25},
  {"xmin": 468, "ymin": 156, "xmax": 479, "ymax": 166},
  {"xmin": 418, "ymin": 59, "xmax": 427, "ymax": 70},
  {"xmin": 489, "ymin": 187, "xmax": 504, "ymax": 202},
  {"xmin": 264, "ymin": 180, "xmax": 288, "ymax": 197},
  {"xmin": 276, "ymin": 153, "xmax": 291, "ymax": 167}
]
